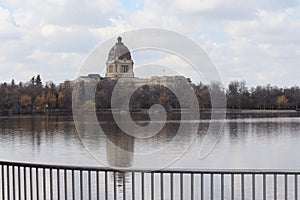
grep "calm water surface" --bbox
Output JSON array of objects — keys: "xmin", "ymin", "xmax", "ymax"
[{"xmin": 0, "ymin": 113, "xmax": 300, "ymax": 169}]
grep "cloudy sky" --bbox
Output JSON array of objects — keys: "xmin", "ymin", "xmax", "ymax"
[{"xmin": 0, "ymin": 0, "xmax": 299, "ymax": 87}]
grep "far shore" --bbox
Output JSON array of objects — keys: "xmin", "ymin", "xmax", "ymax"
[{"xmin": 0, "ymin": 108, "xmax": 299, "ymax": 116}]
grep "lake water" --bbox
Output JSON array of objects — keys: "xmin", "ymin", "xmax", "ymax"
[
  {"xmin": 1, "ymin": 112, "xmax": 300, "ymax": 169},
  {"xmin": 1, "ymin": 112, "xmax": 300, "ymax": 199}
]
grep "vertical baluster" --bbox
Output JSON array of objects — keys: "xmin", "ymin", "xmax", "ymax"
[
  {"xmin": 36, "ymin": 168, "xmax": 39, "ymax": 200},
  {"xmin": 24, "ymin": 167, "xmax": 27, "ymax": 200},
  {"xmin": 180, "ymin": 173, "xmax": 183, "ymax": 200},
  {"xmin": 88, "ymin": 170, "xmax": 91, "ymax": 200},
  {"xmin": 252, "ymin": 174, "xmax": 255, "ymax": 200},
  {"xmin": 18, "ymin": 166, "xmax": 21, "ymax": 200},
  {"xmin": 241, "ymin": 174, "xmax": 245, "ymax": 200},
  {"xmin": 113, "ymin": 171, "xmax": 117, "ymax": 200},
  {"xmin": 141, "ymin": 172, "xmax": 144, "ymax": 200},
  {"xmin": 1, "ymin": 165, "xmax": 3, "ymax": 200},
  {"xmin": 263, "ymin": 174, "xmax": 266, "ymax": 200},
  {"xmin": 43, "ymin": 168, "xmax": 46, "ymax": 200},
  {"xmin": 105, "ymin": 171, "xmax": 108, "ymax": 200},
  {"xmin": 201, "ymin": 174, "xmax": 204, "ymax": 200},
  {"xmin": 72, "ymin": 170, "xmax": 75, "ymax": 200},
  {"xmin": 221, "ymin": 174, "xmax": 224, "ymax": 200},
  {"xmin": 285, "ymin": 174, "xmax": 288, "ymax": 200},
  {"xmin": 211, "ymin": 174, "xmax": 214, "ymax": 200},
  {"xmin": 295, "ymin": 174, "xmax": 298, "ymax": 200},
  {"xmin": 132, "ymin": 172, "xmax": 135, "ymax": 200},
  {"xmin": 231, "ymin": 174, "xmax": 234, "ymax": 200},
  {"xmin": 80, "ymin": 170, "xmax": 83, "ymax": 200},
  {"xmin": 123, "ymin": 172, "xmax": 126, "ymax": 200},
  {"xmin": 64, "ymin": 169, "xmax": 68, "ymax": 200},
  {"xmin": 50, "ymin": 168, "xmax": 53, "ymax": 200},
  {"xmin": 274, "ymin": 174, "xmax": 277, "ymax": 200},
  {"xmin": 12, "ymin": 166, "xmax": 15, "ymax": 200},
  {"xmin": 170, "ymin": 173, "xmax": 173, "ymax": 200},
  {"xmin": 151, "ymin": 173, "xmax": 154, "ymax": 200},
  {"xmin": 7, "ymin": 165, "xmax": 10, "ymax": 200},
  {"xmin": 97, "ymin": 171, "xmax": 99, "ymax": 200},
  {"xmin": 57, "ymin": 169, "xmax": 60, "ymax": 200},
  {"xmin": 191, "ymin": 173, "xmax": 193, "ymax": 200},
  {"xmin": 161, "ymin": 173, "xmax": 164, "ymax": 200},
  {"xmin": 30, "ymin": 167, "xmax": 33, "ymax": 200}
]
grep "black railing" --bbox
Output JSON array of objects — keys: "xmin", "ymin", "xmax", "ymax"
[{"xmin": 0, "ymin": 160, "xmax": 299, "ymax": 199}]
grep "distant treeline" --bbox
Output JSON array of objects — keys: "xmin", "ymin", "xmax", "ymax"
[
  {"xmin": 0, "ymin": 76, "xmax": 300, "ymax": 115},
  {"xmin": 0, "ymin": 75, "xmax": 72, "ymax": 115}
]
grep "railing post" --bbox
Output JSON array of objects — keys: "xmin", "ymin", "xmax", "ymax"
[
  {"xmin": 123, "ymin": 172, "xmax": 126, "ymax": 200},
  {"xmin": 36, "ymin": 168, "xmax": 39, "ymax": 200},
  {"xmin": 221, "ymin": 174, "xmax": 224, "ymax": 200},
  {"xmin": 97, "ymin": 171, "xmax": 100, "ymax": 200},
  {"xmin": 18, "ymin": 166, "xmax": 21, "ymax": 200},
  {"xmin": 211, "ymin": 174, "xmax": 214, "ymax": 200},
  {"xmin": 231, "ymin": 174, "xmax": 234, "ymax": 200},
  {"xmin": 88, "ymin": 170, "xmax": 91, "ymax": 200},
  {"xmin": 113, "ymin": 171, "xmax": 117, "ymax": 200},
  {"xmin": 30, "ymin": 167, "xmax": 33, "ymax": 200},
  {"xmin": 263, "ymin": 174, "xmax": 266, "ymax": 200},
  {"xmin": 170, "ymin": 173, "xmax": 173, "ymax": 200},
  {"xmin": 72, "ymin": 169, "xmax": 75, "ymax": 200},
  {"xmin": 295, "ymin": 174, "xmax": 298, "ymax": 200},
  {"xmin": 141, "ymin": 172, "xmax": 144, "ymax": 200},
  {"xmin": 12, "ymin": 166, "xmax": 15, "ymax": 200},
  {"xmin": 43, "ymin": 168, "xmax": 46, "ymax": 200},
  {"xmin": 64, "ymin": 169, "xmax": 68, "ymax": 200},
  {"xmin": 241, "ymin": 174, "xmax": 245, "ymax": 200},
  {"xmin": 7, "ymin": 165, "xmax": 10, "ymax": 200},
  {"xmin": 151, "ymin": 173, "xmax": 154, "ymax": 200},
  {"xmin": 180, "ymin": 173, "xmax": 183, "ymax": 200},
  {"xmin": 201, "ymin": 173, "xmax": 204, "ymax": 200},
  {"xmin": 191, "ymin": 173, "xmax": 194, "ymax": 200},
  {"xmin": 161, "ymin": 173, "xmax": 164, "ymax": 200},
  {"xmin": 132, "ymin": 172, "xmax": 135, "ymax": 200},
  {"xmin": 105, "ymin": 171, "xmax": 108, "ymax": 200},
  {"xmin": 252, "ymin": 174, "xmax": 255, "ymax": 200},
  {"xmin": 274, "ymin": 174, "xmax": 277, "ymax": 200},
  {"xmin": 285, "ymin": 174, "xmax": 288, "ymax": 200},
  {"xmin": 57, "ymin": 169, "xmax": 60, "ymax": 200}
]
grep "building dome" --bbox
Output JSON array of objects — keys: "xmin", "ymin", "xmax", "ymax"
[{"xmin": 108, "ymin": 37, "xmax": 131, "ymax": 60}]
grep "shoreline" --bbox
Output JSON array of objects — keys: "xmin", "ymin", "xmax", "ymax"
[{"xmin": 0, "ymin": 108, "xmax": 299, "ymax": 116}]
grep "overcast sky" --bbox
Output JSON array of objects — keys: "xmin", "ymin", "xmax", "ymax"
[{"xmin": 0, "ymin": 0, "xmax": 299, "ymax": 87}]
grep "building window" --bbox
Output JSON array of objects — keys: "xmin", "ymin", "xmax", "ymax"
[
  {"xmin": 109, "ymin": 65, "xmax": 113, "ymax": 73},
  {"xmin": 121, "ymin": 65, "xmax": 128, "ymax": 73}
]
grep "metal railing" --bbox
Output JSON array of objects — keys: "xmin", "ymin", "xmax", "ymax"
[{"xmin": 0, "ymin": 160, "xmax": 299, "ymax": 199}]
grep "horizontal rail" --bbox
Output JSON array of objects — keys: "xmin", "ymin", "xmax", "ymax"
[
  {"xmin": 0, "ymin": 160, "xmax": 299, "ymax": 199},
  {"xmin": 1, "ymin": 160, "xmax": 299, "ymax": 174}
]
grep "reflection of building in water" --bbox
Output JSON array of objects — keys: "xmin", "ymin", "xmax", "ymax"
[{"xmin": 105, "ymin": 122, "xmax": 134, "ymax": 168}]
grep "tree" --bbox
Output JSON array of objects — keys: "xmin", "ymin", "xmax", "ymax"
[
  {"xmin": 35, "ymin": 75, "xmax": 42, "ymax": 86},
  {"xmin": 20, "ymin": 95, "xmax": 32, "ymax": 108},
  {"xmin": 275, "ymin": 95, "xmax": 288, "ymax": 109},
  {"xmin": 34, "ymin": 92, "xmax": 47, "ymax": 109},
  {"xmin": 46, "ymin": 92, "xmax": 57, "ymax": 109},
  {"xmin": 30, "ymin": 76, "xmax": 35, "ymax": 85},
  {"xmin": 227, "ymin": 81, "xmax": 241, "ymax": 109}
]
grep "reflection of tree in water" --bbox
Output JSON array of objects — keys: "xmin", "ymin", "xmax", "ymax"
[{"xmin": 0, "ymin": 115, "xmax": 76, "ymax": 154}]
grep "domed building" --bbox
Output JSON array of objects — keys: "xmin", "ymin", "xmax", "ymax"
[{"xmin": 105, "ymin": 37, "xmax": 134, "ymax": 78}]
